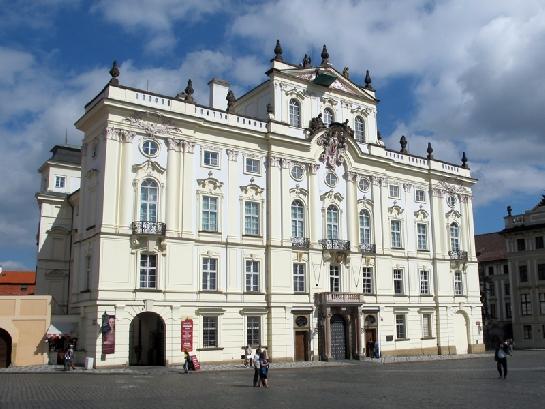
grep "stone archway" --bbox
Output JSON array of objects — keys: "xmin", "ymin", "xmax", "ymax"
[
  {"xmin": 0, "ymin": 328, "xmax": 12, "ymax": 368},
  {"xmin": 129, "ymin": 312, "xmax": 165, "ymax": 366},
  {"xmin": 453, "ymin": 312, "xmax": 469, "ymax": 354}
]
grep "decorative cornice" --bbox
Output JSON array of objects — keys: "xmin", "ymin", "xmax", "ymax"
[
  {"xmin": 197, "ymin": 175, "xmax": 224, "ymax": 193},
  {"xmin": 388, "ymin": 205, "xmax": 404, "ymax": 217},
  {"xmin": 124, "ymin": 113, "xmax": 182, "ymax": 137},
  {"xmin": 240, "ymin": 183, "xmax": 264, "ymax": 199},
  {"xmin": 226, "ymin": 149, "xmax": 239, "ymax": 162},
  {"xmin": 414, "ymin": 208, "xmax": 429, "ymax": 220},
  {"xmin": 290, "ymin": 186, "xmax": 308, "ymax": 197},
  {"xmin": 320, "ymin": 190, "xmax": 344, "ymax": 203}
]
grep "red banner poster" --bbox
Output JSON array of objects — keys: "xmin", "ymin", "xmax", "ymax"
[
  {"xmin": 181, "ymin": 319, "xmax": 193, "ymax": 352},
  {"xmin": 101, "ymin": 314, "xmax": 115, "ymax": 355}
]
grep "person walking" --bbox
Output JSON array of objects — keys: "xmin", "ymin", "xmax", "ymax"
[
  {"xmin": 183, "ymin": 349, "xmax": 190, "ymax": 374},
  {"xmin": 64, "ymin": 345, "xmax": 75, "ymax": 371},
  {"xmin": 253, "ymin": 348, "xmax": 261, "ymax": 387},
  {"xmin": 495, "ymin": 341, "xmax": 510, "ymax": 379},
  {"xmin": 259, "ymin": 350, "xmax": 270, "ymax": 388}
]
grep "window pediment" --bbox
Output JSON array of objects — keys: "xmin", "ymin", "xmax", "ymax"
[
  {"xmin": 132, "ymin": 160, "xmax": 166, "ymax": 176},
  {"xmin": 197, "ymin": 176, "xmax": 224, "ymax": 194},
  {"xmin": 414, "ymin": 208, "xmax": 429, "ymax": 221},
  {"xmin": 240, "ymin": 183, "xmax": 264, "ymax": 200},
  {"xmin": 388, "ymin": 205, "xmax": 404, "ymax": 218},
  {"xmin": 446, "ymin": 209, "xmax": 461, "ymax": 220},
  {"xmin": 320, "ymin": 190, "xmax": 344, "ymax": 203},
  {"xmin": 290, "ymin": 186, "xmax": 308, "ymax": 199},
  {"xmin": 357, "ymin": 198, "xmax": 373, "ymax": 209}
]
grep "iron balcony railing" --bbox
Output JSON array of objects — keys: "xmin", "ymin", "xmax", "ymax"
[
  {"xmin": 315, "ymin": 292, "xmax": 365, "ymax": 305},
  {"xmin": 448, "ymin": 250, "xmax": 468, "ymax": 261},
  {"xmin": 360, "ymin": 243, "xmax": 376, "ymax": 254},
  {"xmin": 291, "ymin": 237, "xmax": 310, "ymax": 249},
  {"xmin": 319, "ymin": 239, "xmax": 350, "ymax": 251},
  {"xmin": 131, "ymin": 221, "xmax": 166, "ymax": 235}
]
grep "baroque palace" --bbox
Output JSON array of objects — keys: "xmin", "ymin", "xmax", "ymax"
[{"xmin": 36, "ymin": 42, "xmax": 483, "ymax": 366}]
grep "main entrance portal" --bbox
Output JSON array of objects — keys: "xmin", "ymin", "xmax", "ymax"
[
  {"xmin": 0, "ymin": 328, "xmax": 12, "ymax": 368},
  {"xmin": 330, "ymin": 314, "xmax": 347, "ymax": 360},
  {"xmin": 129, "ymin": 312, "xmax": 165, "ymax": 366}
]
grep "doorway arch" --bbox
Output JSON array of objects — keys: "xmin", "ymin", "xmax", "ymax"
[
  {"xmin": 129, "ymin": 312, "xmax": 165, "ymax": 366},
  {"xmin": 330, "ymin": 314, "xmax": 347, "ymax": 360},
  {"xmin": 0, "ymin": 328, "xmax": 12, "ymax": 368},
  {"xmin": 453, "ymin": 311, "xmax": 469, "ymax": 354}
]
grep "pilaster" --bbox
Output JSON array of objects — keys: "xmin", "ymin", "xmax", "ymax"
[
  {"xmin": 226, "ymin": 148, "xmax": 240, "ymax": 241},
  {"xmin": 165, "ymin": 138, "xmax": 180, "ymax": 235},
  {"xmin": 181, "ymin": 141, "xmax": 195, "ymax": 238},
  {"xmin": 346, "ymin": 171, "xmax": 358, "ymax": 250},
  {"xmin": 308, "ymin": 164, "xmax": 320, "ymax": 245},
  {"xmin": 268, "ymin": 155, "xmax": 282, "ymax": 245}
]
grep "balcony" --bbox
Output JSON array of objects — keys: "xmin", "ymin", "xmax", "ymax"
[
  {"xmin": 315, "ymin": 292, "xmax": 364, "ymax": 305},
  {"xmin": 319, "ymin": 239, "xmax": 350, "ymax": 251},
  {"xmin": 360, "ymin": 243, "xmax": 376, "ymax": 255},
  {"xmin": 448, "ymin": 250, "xmax": 468, "ymax": 261},
  {"xmin": 131, "ymin": 221, "xmax": 166, "ymax": 236},
  {"xmin": 292, "ymin": 237, "xmax": 310, "ymax": 250}
]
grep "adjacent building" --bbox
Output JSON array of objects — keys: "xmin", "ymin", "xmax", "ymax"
[
  {"xmin": 0, "ymin": 271, "xmax": 36, "ymax": 296},
  {"xmin": 36, "ymin": 43, "xmax": 483, "ymax": 367}
]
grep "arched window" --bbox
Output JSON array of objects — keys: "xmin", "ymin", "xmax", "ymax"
[
  {"xmin": 359, "ymin": 209, "xmax": 371, "ymax": 246},
  {"xmin": 289, "ymin": 99, "xmax": 301, "ymax": 127},
  {"xmin": 323, "ymin": 108, "xmax": 334, "ymax": 127},
  {"xmin": 326, "ymin": 205, "xmax": 339, "ymax": 239},
  {"xmin": 291, "ymin": 200, "xmax": 305, "ymax": 238},
  {"xmin": 355, "ymin": 116, "xmax": 365, "ymax": 142},
  {"xmin": 450, "ymin": 222, "xmax": 460, "ymax": 251},
  {"xmin": 140, "ymin": 178, "xmax": 158, "ymax": 222}
]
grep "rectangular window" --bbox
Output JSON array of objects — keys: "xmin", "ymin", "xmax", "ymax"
[
  {"xmin": 203, "ymin": 316, "xmax": 218, "ymax": 347},
  {"xmin": 245, "ymin": 158, "xmax": 260, "ymax": 174},
  {"xmin": 504, "ymin": 282, "xmax": 510, "ymax": 296},
  {"xmin": 415, "ymin": 189, "xmax": 426, "ymax": 202},
  {"xmin": 201, "ymin": 196, "xmax": 218, "ymax": 232},
  {"xmin": 454, "ymin": 271, "xmax": 463, "ymax": 295},
  {"xmin": 520, "ymin": 293, "xmax": 532, "ymax": 315},
  {"xmin": 395, "ymin": 314, "xmax": 406, "ymax": 339},
  {"xmin": 505, "ymin": 303, "xmax": 511, "ymax": 319},
  {"xmin": 245, "ymin": 260, "xmax": 259, "ymax": 292},
  {"xmin": 417, "ymin": 223, "xmax": 428, "ymax": 250},
  {"xmin": 523, "ymin": 325, "xmax": 532, "ymax": 340},
  {"xmin": 293, "ymin": 263, "xmax": 305, "ymax": 293},
  {"xmin": 420, "ymin": 270, "xmax": 430, "ymax": 294},
  {"xmin": 539, "ymin": 293, "xmax": 545, "ymax": 314},
  {"xmin": 246, "ymin": 316, "xmax": 260, "ymax": 347},
  {"xmin": 503, "ymin": 264, "xmax": 509, "ymax": 275},
  {"xmin": 203, "ymin": 150, "xmax": 219, "ymax": 167},
  {"xmin": 488, "ymin": 266, "xmax": 494, "ymax": 276},
  {"xmin": 536, "ymin": 236, "xmax": 544, "ymax": 249},
  {"xmin": 538, "ymin": 264, "xmax": 545, "ymax": 281},
  {"xmin": 391, "ymin": 220, "xmax": 402, "ymax": 248},
  {"xmin": 489, "ymin": 303, "xmax": 496, "ymax": 319},
  {"xmin": 393, "ymin": 269, "xmax": 404, "ymax": 295},
  {"xmin": 519, "ymin": 264, "xmax": 528, "ymax": 282},
  {"xmin": 244, "ymin": 202, "xmax": 260, "ymax": 235},
  {"xmin": 389, "ymin": 184, "xmax": 400, "ymax": 198},
  {"xmin": 55, "ymin": 175, "xmax": 66, "ymax": 188},
  {"xmin": 202, "ymin": 257, "xmax": 217, "ymax": 291},
  {"xmin": 422, "ymin": 313, "xmax": 432, "ymax": 338},
  {"xmin": 330, "ymin": 265, "xmax": 340, "ymax": 292},
  {"xmin": 517, "ymin": 238, "xmax": 526, "ymax": 251},
  {"xmin": 140, "ymin": 254, "xmax": 157, "ymax": 289},
  {"xmin": 362, "ymin": 267, "xmax": 373, "ymax": 294}
]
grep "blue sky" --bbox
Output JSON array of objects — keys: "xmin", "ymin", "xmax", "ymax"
[{"xmin": 1, "ymin": 0, "xmax": 544, "ymax": 270}]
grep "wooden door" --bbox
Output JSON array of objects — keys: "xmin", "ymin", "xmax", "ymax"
[
  {"xmin": 364, "ymin": 328, "xmax": 376, "ymax": 358},
  {"xmin": 294, "ymin": 332, "xmax": 306, "ymax": 361}
]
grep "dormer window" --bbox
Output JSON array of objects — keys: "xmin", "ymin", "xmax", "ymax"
[
  {"xmin": 354, "ymin": 116, "xmax": 365, "ymax": 142},
  {"xmin": 323, "ymin": 108, "xmax": 334, "ymax": 127},
  {"xmin": 55, "ymin": 176, "xmax": 66, "ymax": 189},
  {"xmin": 289, "ymin": 99, "xmax": 301, "ymax": 127}
]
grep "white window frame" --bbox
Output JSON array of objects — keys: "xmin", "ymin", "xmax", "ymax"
[
  {"xmin": 139, "ymin": 253, "xmax": 157, "ymax": 289},
  {"xmin": 140, "ymin": 178, "xmax": 159, "ymax": 222},
  {"xmin": 393, "ymin": 268, "xmax": 404, "ymax": 295},
  {"xmin": 358, "ymin": 177, "xmax": 370, "ymax": 192},
  {"xmin": 291, "ymin": 200, "xmax": 305, "ymax": 239},
  {"xmin": 450, "ymin": 222, "xmax": 460, "ymax": 252},
  {"xmin": 417, "ymin": 223, "xmax": 428, "ymax": 251},
  {"xmin": 422, "ymin": 313, "xmax": 432, "ymax": 338},
  {"xmin": 244, "ymin": 157, "xmax": 261, "ymax": 175},
  {"xmin": 323, "ymin": 108, "xmax": 334, "ymax": 127},
  {"xmin": 55, "ymin": 175, "xmax": 66, "ymax": 189},
  {"xmin": 326, "ymin": 205, "xmax": 339, "ymax": 239},
  {"xmin": 415, "ymin": 189, "xmax": 426, "ymax": 203},
  {"xmin": 246, "ymin": 316, "xmax": 261, "ymax": 347},
  {"xmin": 360, "ymin": 209, "xmax": 371, "ymax": 246},
  {"xmin": 201, "ymin": 195, "xmax": 218, "ymax": 232},
  {"xmin": 289, "ymin": 98, "xmax": 301, "ymax": 127},
  {"xmin": 142, "ymin": 139, "xmax": 159, "ymax": 157},
  {"xmin": 391, "ymin": 220, "xmax": 402, "ymax": 248},
  {"xmin": 395, "ymin": 314, "xmax": 406, "ymax": 339},
  {"xmin": 290, "ymin": 164, "xmax": 304, "ymax": 181},
  {"xmin": 362, "ymin": 267, "xmax": 373, "ymax": 295},
  {"xmin": 420, "ymin": 270, "xmax": 430, "ymax": 294},
  {"xmin": 454, "ymin": 271, "xmax": 464, "ymax": 295},
  {"xmin": 202, "ymin": 149, "xmax": 220, "ymax": 169},
  {"xmin": 354, "ymin": 116, "xmax": 365, "ymax": 142},
  {"xmin": 202, "ymin": 316, "xmax": 218, "ymax": 348},
  {"xmin": 330, "ymin": 265, "xmax": 341, "ymax": 292},
  {"xmin": 202, "ymin": 257, "xmax": 218, "ymax": 291},
  {"xmin": 244, "ymin": 201, "xmax": 260, "ymax": 236},
  {"xmin": 293, "ymin": 263, "xmax": 305, "ymax": 293},
  {"xmin": 245, "ymin": 260, "xmax": 260, "ymax": 293},
  {"xmin": 389, "ymin": 184, "xmax": 400, "ymax": 198},
  {"xmin": 325, "ymin": 172, "xmax": 338, "ymax": 187}
]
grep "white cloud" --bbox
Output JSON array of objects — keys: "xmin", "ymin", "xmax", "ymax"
[{"xmin": 0, "ymin": 260, "xmax": 30, "ymax": 271}]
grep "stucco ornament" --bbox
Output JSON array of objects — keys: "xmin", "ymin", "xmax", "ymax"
[{"xmin": 316, "ymin": 123, "xmax": 352, "ymax": 169}]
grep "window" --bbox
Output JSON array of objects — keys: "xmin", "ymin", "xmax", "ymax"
[
  {"xmin": 395, "ymin": 314, "xmax": 406, "ymax": 339},
  {"xmin": 246, "ymin": 316, "xmax": 261, "ymax": 346},
  {"xmin": 391, "ymin": 220, "xmax": 402, "ymax": 248},
  {"xmin": 323, "ymin": 108, "xmax": 334, "ymax": 127},
  {"xmin": 422, "ymin": 313, "xmax": 432, "ymax": 338},
  {"xmin": 489, "ymin": 303, "xmax": 496, "ymax": 319},
  {"xmin": 450, "ymin": 223, "xmax": 460, "ymax": 252},
  {"xmin": 415, "ymin": 189, "xmax": 426, "ymax": 202},
  {"xmin": 359, "ymin": 210, "xmax": 371, "ymax": 246},
  {"xmin": 420, "ymin": 270, "xmax": 430, "ymax": 294},
  {"xmin": 291, "ymin": 200, "xmax": 305, "ymax": 238},
  {"xmin": 202, "ymin": 196, "xmax": 218, "ymax": 232},
  {"xmin": 203, "ymin": 150, "xmax": 219, "ymax": 167},
  {"xmin": 325, "ymin": 172, "xmax": 338, "ymax": 187},
  {"xmin": 362, "ymin": 267, "xmax": 373, "ymax": 294},
  {"xmin": 504, "ymin": 282, "xmax": 510, "ymax": 296},
  {"xmin": 517, "ymin": 238, "xmax": 526, "ymax": 251},
  {"xmin": 203, "ymin": 316, "xmax": 218, "ymax": 347},
  {"xmin": 330, "ymin": 265, "xmax": 340, "ymax": 292},
  {"xmin": 245, "ymin": 260, "xmax": 259, "ymax": 292},
  {"xmin": 293, "ymin": 263, "xmax": 305, "ymax": 293},
  {"xmin": 538, "ymin": 264, "xmax": 545, "ymax": 281},
  {"xmin": 245, "ymin": 158, "xmax": 260, "ymax": 174},
  {"xmin": 488, "ymin": 266, "xmax": 494, "ymax": 276},
  {"xmin": 454, "ymin": 271, "xmax": 463, "ymax": 295},
  {"xmin": 389, "ymin": 184, "xmax": 400, "ymax": 198},
  {"xmin": 393, "ymin": 269, "xmax": 404, "ymax": 294},
  {"xmin": 326, "ymin": 205, "xmax": 339, "ymax": 239},
  {"xmin": 519, "ymin": 264, "xmax": 528, "ymax": 282},
  {"xmin": 140, "ymin": 178, "xmax": 158, "ymax": 222},
  {"xmin": 520, "ymin": 293, "xmax": 532, "ymax": 315},
  {"xmin": 140, "ymin": 254, "xmax": 157, "ymax": 289},
  {"xmin": 536, "ymin": 236, "xmax": 544, "ymax": 249},
  {"xmin": 55, "ymin": 175, "xmax": 66, "ymax": 189},
  {"xmin": 539, "ymin": 293, "xmax": 545, "ymax": 314},
  {"xmin": 142, "ymin": 140, "xmax": 158, "ymax": 156},
  {"xmin": 503, "ymin": 264, "xmax": 509, "ymax": 275},
  {"xmin": 84, "ymin": 255, "xmax": 91, "ymax": 291},
  {"xmin": 289, "ymin": 99, "xmax": 301, "ymax": 127},
  {"xmin": 290, "ymin": 165, "xmax": 304, "ymax": 181},
  {"xmin": 244, "ymin": 202, "xmax": 260, "ymax": 235},
  {"xmin": 523, "ymin": 325, "xmax": 532, "ymax": 340},
  {"xmin": 417, "ymin": 223, "xmax": 428, "ymax": 250},
  {"xmin": 505, "ymin": 303, "xmax": 511, "ymax": 319},
  {"xmin": 358, "ymin": 177, "xmax": 370, "ymax": 192},
  {"xmin": 354, "ymin": 116, "xmax": 365, "ymax": 142},
  {"xmin": 202, "ymin": 257, "xmax": 217, "ymax": 291}
]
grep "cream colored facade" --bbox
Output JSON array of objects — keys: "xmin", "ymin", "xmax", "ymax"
[{"xmin": 37, "ymin": 46, "xmax": 483, "ymax": 366}]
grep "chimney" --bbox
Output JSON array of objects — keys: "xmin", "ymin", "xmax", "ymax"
[{"xmin": 208, "ymin": 78, "xmax": 230, "ymax": 110}]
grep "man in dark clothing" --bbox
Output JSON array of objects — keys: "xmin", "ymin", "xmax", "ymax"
[{"xmin": 494, "ymin": 341, "xmax": 511, "ymax": 379}]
